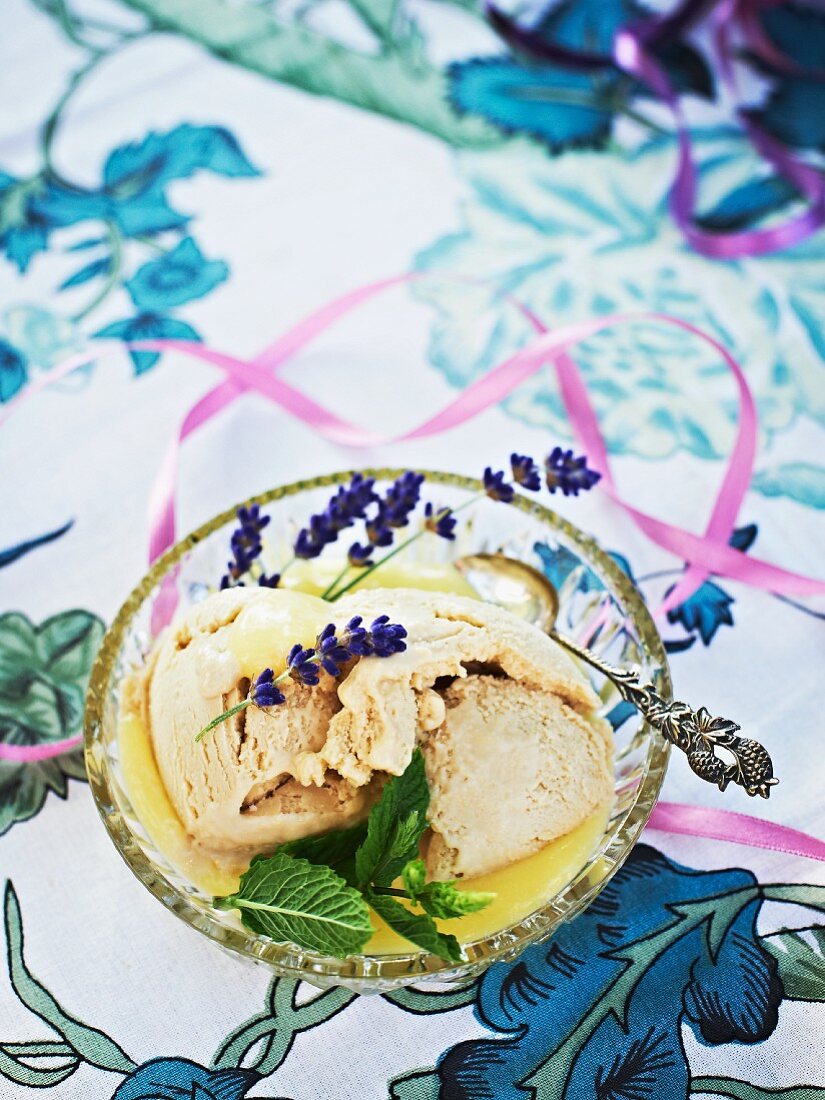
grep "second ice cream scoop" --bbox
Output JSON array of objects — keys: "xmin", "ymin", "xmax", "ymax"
[{"xmin": 455, "ymin": 553, "xmax": 777, "ymax": 799}]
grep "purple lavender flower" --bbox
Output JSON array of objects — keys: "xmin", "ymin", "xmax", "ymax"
[
  {"xmin": 347, "ymin": 542, "xmax": 374, "ymax": 567},
  {"xmin": 483, "ymin": 466, "xmax": 515, "ymax": 503},
  {"xmin": 221, "ymin": 503, "xmax": 271, "ymax": 587},
  {"xmin": 366, "ymin": 615, "xmax": 408, "ymax": 657},
  {"xmin": 315, "ymin": 623, "xmax": 354, "ymax": 677},
  {"xmin": 382, "ymin": 471, "xmax": 425, "ymax": 528},
  {"xmin": 365, "ymin": 515, "xmax": 394, "ymax": 547},
  {"xmin": 338, "ymin": 615, "xmax": 371, "ymax": 656},
  {"xmin": 510, "ymin": 453, "xmax": 541, "ymax": 491},
  {"xmin": 424, "ymin": 503, "xmax": 457, "ymax": 541},
  {"xmin": 258, "ymin": 573, "xmax": 281, "ymax": 588},
  {"xmin": 545, "ymin": 447, "xmax": 601, "ymax": 496},
  {"xmin": 286, "ymin": 644, "xmax": 320, "ymax": 686},
  {"xmin": 251, "ymin": 668, "xmax": 286, "ymax": 708},
  {"xmin": 293, "ymin": 474, "xmax": 379, "ymax": 560}
]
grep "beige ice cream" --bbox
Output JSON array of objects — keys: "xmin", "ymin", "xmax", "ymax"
[{"xmin": 140, "ymin": 585, "xmax": 613, "ymax": 878}]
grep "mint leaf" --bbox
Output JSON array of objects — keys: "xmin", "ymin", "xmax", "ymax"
[
  {"xmin": 418, "ymin": 881, "xmax": 495, "ymax": 920},
  {"xmin": 278, "ymin": 821, "xmax": 367, "ymax": 874},
  {"xmin": 215, "ymin": 852, "xmax": 373, "ymax": 957},
  {"xmin": 355, "ymin": 750, "xmax": 429, "ymax": 887},
  {"xmin": 402, "ymin": 857, "xmax": 427, "ymax": 900},
  {"xmin": 368, "ymin": 892, "xmax": 463, "ymax": 964}
]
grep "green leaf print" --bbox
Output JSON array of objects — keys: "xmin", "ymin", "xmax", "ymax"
[
  {"xmin": 0, "ymin": 609, "xmax": 104, "ymax": 834},
  {"xmin": 762, "ymin": 926, "xmax": 825, "ymax": 1002}
]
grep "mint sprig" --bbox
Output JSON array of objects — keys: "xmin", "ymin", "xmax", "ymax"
[
  {"xmin": 214, "ymin": 852, "xmax": 372, "ymax": 956},
  {"xmin": 214, "ymin": 750, "xmax": 495, "ymax": 962}
]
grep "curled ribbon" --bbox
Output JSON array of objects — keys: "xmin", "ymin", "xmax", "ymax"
[{"xmin": 2, "ymin": 275, "xmax": 824, "ymax": 865}]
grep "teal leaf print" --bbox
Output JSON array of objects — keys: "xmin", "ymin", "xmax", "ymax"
[
  {"xmin": 414, "ymin": 130, "xmax": 825, "ymax": 468},
  {"xmin": 0, "ymin": 1039, "xmax": 80, "ymax": 1088},
  {"xmin": 0, "ymin": 609, "xmax": 104, "ymax": 835},
  {"xmin": 665, "ymin": 580, "xmax": 734, "ymax": 645},
  {"xmin": 94, "ymin": 313, "xmax": 201, "ymax": 375},
  {"xmin": 103, "ymin": 124, "xmax": 260, "ymax": 188},
  {"xmin": 3, "ymin": 883, "xmax": 137, "ymax": 1075},
  {"xmin": 448, "ymin": 59, "xmax": 614, "ymax": 151},
  {"xmin": 762, "ymin": 926, "xmax": 825, "ymax": 1002},
  {"xmin": 752, "ymin": 463, "xmax": 825, "ymax": 509},
  {"xmin": 58, "ymin": 255, "xmax": 112, "ymax": 290},
  {"xmin": 0, "ymin": 339, "xmax": 26, "ymax": 402},
  {"xmin": 125, "ymin": 238, "xmax": 228, "ymax": 311}
]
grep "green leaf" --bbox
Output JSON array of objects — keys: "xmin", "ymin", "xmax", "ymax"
[
  {"xmin": 762, "ymin": 884, "xmax": 825, "ymax": 915},
  {"xmin": 215, "ymin": 852, "xmax": 373, "ymax": 957},
  {"xmin": 691, "ymin": 1077, "xmax": 825, "ymax": 1099},
  {"xmin": 368, "ymin": 893, "xmax": 463, "ymax": 964},
  {"xmin": 389, "ymin": 1068, "xmax": 442, "ymax": 1100},
  {"xmin": 0, "ymin": 609, "xmax": 103, "ymax": 836},
  {"xmin": 402, "ymin": 858, "xmax": 427, "ymax": 900},
  {"xmin": 762, "ymin": 926, "xmax": 825, "ymax": 1002},
  {"xmin": 0, "ymin": 1040, "xmax": 79, "ymax": 1087},
  {"xmin": 418, "ymin": 881, "xmax": 495, "ymax": 921},
  {"xmin": 355, "ymin": 750, "xmax": 429, "ymax": 887},
  {"xmin": 3, "ymin": 883, "xmax": 136, "ymax": 1073},
  {"xmin": 278, "ymin": 820, "xmax": 366, "ymax": 877}
]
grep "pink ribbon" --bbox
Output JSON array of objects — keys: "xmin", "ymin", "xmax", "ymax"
[{"xmin": 2, "ymin": 275, "xmax": 825, "ymax": 869}]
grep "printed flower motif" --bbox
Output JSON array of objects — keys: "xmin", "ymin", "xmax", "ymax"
[
  {"xmin": 431, "ymin": 845, "xmax": 782, "ymax": 1100},
  {"xmin": 125, "ymin": 238, "xmax": 228, "ymax": 312},
  {"xmin": 414, "ymin": 130, "xmax": 825, "ymax": 474},
  {"xmin": 3, "ymin": 306, "xmax": 83, "ymax": 372},
  {"xmin": 111, "ymin": 1057, "xmax": 259, "ymax": 1100}
]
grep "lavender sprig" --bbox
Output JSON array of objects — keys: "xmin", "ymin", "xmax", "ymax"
[
  {"xmin": 424, "ymin": 503, "xmax": 457, "ymax": 541},
  {"xmin": 544, "ymin": 447, "xmax": 601, "ymax": 496},
  {"xmin": 293, "ymin": 474, "xmax": 378, "ymax": 560},
  {"xmin": 195, "ymin": 617, "xmax": 407, "ymax": 741},
  {"xmin": 220, "ymin": 505, "xmax": 271, "ymax": 589}
]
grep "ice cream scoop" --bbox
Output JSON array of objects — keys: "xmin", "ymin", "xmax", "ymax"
[
  {"xmin": 141, "ymin": 585, "xmax": 614, "ymax": 878},
  {"xmin": 455, "ymin": 553, "xmax": 778, "ymax": 798}
]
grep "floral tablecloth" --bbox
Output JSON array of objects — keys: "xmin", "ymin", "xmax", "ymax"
[{"xmin": 2, "ymin": 1, "xmax": 824, "ymax": 1097}]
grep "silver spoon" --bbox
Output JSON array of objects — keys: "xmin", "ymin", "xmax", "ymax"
[{"xmin": 455, "ymin": 552, "xmax": 777, "ymax": 799}]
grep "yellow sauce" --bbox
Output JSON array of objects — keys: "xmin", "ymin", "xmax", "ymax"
[
  {"xmin": 278, "ymin": 558, "xmax": 478, "ymax": 600},
  {"xmin": 120, "ymin": 560, "xmax": 610, "ymax": 952},
  {"xmin": 120, "ymin": 706, "xmax": 609, "ymax": 950}
]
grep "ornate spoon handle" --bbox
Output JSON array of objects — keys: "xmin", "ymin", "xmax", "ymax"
[{"xmin": 553, "ymin": 630, "xmax": 778, "ymax": 798}]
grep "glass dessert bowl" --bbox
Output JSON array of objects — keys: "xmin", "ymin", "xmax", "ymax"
[{"xmin": 84, "ymin": 469, "xmax": 670, "ymax": 993}]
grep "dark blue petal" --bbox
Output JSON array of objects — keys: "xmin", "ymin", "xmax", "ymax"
[
  {"xmin": 93, "ymin": 313, "xmax": 201, "ymax": 376},
  {"xmin": 112, "ymin": 1057, "xmax": 259, "ymax": 1100},
  {"xmin": 533, "ymin": 0, "xmax": 643, "ymax": 55},
  {"xmin": 565, "ymin": 940, "xmax": 694, "ymax": 1100},
  {"xmin": 448, "ymin": 58, "xmax": 614, "ymax": 152},
  {"xmin": 125, "ymin": 237, "xmax": 228, "ymax": 311},
  {"xmin": 684, "ymin": 899, "xmax": 783, "ymax": 1045},
  {"xmin": 0, "ymin": 340, "xmax": 27, "ymax": 402},
  {"xmin": 665, "ymin": 579, "xmax": 735, "ymax": 645},
  {"xmin": 750, "ymin": 4, "xmax": 825, "ymax": 151},
  {"xmin": 0, "ymin": 520, "xmax": 73, "ymax": 568},
  {"xmin": 729, "ymin": 523, "xmax": 758, "ymax": 553}
]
